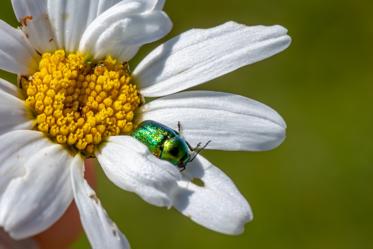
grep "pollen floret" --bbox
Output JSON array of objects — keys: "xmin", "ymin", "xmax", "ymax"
[{"xmin": 22, "ymin": 50, "xmax": 141, "ymax": 155}]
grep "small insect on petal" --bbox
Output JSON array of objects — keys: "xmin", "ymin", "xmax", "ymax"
[{"xmin": 131, "ymin": 120, "xmax": 209, "ymax": 170}]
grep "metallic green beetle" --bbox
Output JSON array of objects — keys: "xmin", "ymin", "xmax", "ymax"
[{"xmin": 131, "ymin": 120, "xmax": 210, "ymax": 171}]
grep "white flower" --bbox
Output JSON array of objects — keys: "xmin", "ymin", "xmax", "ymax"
[{"xmin": 0, "ymin": 0, "xmax": 291, "ymax": 248}]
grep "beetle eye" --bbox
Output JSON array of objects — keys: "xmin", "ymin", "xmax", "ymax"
[{"xmin": 168, "ymin": 146, "xmax": 179, "ymax": 156}]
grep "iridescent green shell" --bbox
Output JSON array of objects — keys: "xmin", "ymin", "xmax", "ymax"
[{"xmin": 131, "ymin": 120, "xmax": 191, "ymax": 169}]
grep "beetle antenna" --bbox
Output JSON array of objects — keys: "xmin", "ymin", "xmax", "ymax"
[{"xmin": 189, "ymin": 140, "xmax": 211, "ymax": 162}]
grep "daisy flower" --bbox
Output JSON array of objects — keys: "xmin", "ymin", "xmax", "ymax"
[{"xmin": 0, "ymin": 0, "xmax": 291, "ymax": 248}]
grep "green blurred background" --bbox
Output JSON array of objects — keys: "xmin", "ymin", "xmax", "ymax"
[{"xmin": 1, "ymin": 0, "xmax": 373, "ymax": 248}]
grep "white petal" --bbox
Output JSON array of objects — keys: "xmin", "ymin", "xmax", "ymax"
[
  {"xmin": 0, "ymin": 228, "xmax": 38, "ymax": 249},
  {"xmin": 174, "ymin": 155, "xmax": 252, "ymax": 235},
  {"xmin": 71, "ymin": 155, "xmax": 130, "ymax": 249},
  {"xmin": 0, "ymin": 131, "xmax": 49, "ymax": 206},
  {"xmin": 79, "ymin": 0, "xmax": 172, "ymax": 61},
  {"xmin": 0, "ymin": 78, "xmax": 20, "ymax": 97},
  {"xmin": 0, "ymin": 20, "xmax": 39, "ymax": 75},
  {"xmin": 0, "ymin": 80, "xmax": 33, "ymax": 136},
  {"xmin": 134, "ymin": 22, "xmax": 291, "ymax": 97},
  {"xmin": 140, "ymin": 91, "xmax": 286, "ymax": 151},
  {"xmin": 154, "ymin": 0, "xmax": 165, "ymax": 9},
  {"xmin": 46, "ymin": 0, "xmax": 122, "ymax": 52},
  {"xmin": 96, "ymin": 0, "xmax": 122, "ymax": 15},
  {"xmin": 47, "ymin": 0, "xmax": 95, "ymax": 51},
  {"xmin": 12, "ymin": 0, "xmax": 57, "ymax": 52},
  {"xmin": 96, "ymin": 136, "xmax": 181, "ymax": 207},
  {"xmin": 0, "ymin": 133, "xmax": 73, "ymax": 239}
]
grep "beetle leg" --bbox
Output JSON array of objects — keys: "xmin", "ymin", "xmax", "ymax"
[
  {"xmin": 177, "ymin": 121, "xmax": 183, "ymax": 135},
  {"xmin": 179, "ymin": 164, "xmax": 186, "ymax": 172},
  {"xmin": 189, "ymin": 140, "xmax": 211, "ymax": 162}
]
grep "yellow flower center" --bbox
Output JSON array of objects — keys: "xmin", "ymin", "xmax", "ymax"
[{"xmin": 22, "ymin": 50, "xmax": 141, "ymax": 156}]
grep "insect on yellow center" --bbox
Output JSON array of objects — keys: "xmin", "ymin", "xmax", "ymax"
[{"xmin": 22, "ymin": 50, "xmax": 141, "ymax": 156}]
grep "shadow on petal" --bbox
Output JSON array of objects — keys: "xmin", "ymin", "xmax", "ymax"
[{"xmin": 171, "ymin": 155, "xmax": 252, "ymax": 235}]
